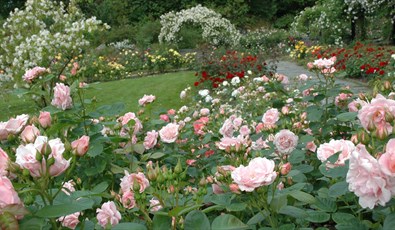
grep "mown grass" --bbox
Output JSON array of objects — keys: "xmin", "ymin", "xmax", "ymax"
[{"xmin": 0, "ymin": 71, "xmax": 196, "ymax": 121}]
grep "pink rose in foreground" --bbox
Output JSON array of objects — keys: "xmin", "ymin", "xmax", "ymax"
[
  {"xmin": 20, "ymin": 124, "xmax": 40, "ymax": 143},
  {"xmin": 143, "ymin": 130, "xmax": 158, "ymax": 150},
  {"xmin": 5, "ymin": 114, "xmax": 29, "ymax": 135},
  {"xmin": 274, "ymin": 129, "xmax": 298, "ymax": 155},
  {"xmin": 38, "ymin": 111, "xmax": 51, "ymax": 128},
  {"xmin": 317, "ymin": 139, "xmax": 355, "ymax": 168},
  {"xmin": 0, "ymin": 148, "xmax": 9, "ymax": 176},
  {"xmin": 149, "ymin": 198, "xmax": 162, "ymax": 212},
  {"xmin": 16, "ymin": 143, "xmax": 44, "ymax": 177},
  {"xmin": 57, "ymin": 212, "xmax": 80, "ymax": 229},
  {"xmin": 159, "ymin": 123, "xmax": 179, "ymax": 143},
  {"xmin": 71, "ymin": 135, "xmax": 90, "ymax": 156},
  {"xmin": 0, "ymin": 176, "xmax": 22, "ymax": 209},
  {"xmin": 118, "ymin": 112, "xmax": 143, "ymax": 136},
  {"xmin": 22, "ymin": 66, "xmax": 47, "ymax": 83},
  {"xmin": 348, "ymin": 99, "xmax": 367, "ymax": 112},
  {"xmin": 120, "ymin": 171, "xmax": 150, "ymax": 194},
  {"xmin": 379, "ymin": 139, "xmax": 395, "ymax": 176},
  {"xmin": 96, "ymin": 201, "xmax": 121, "ymax": 228},
  {"xmin": 51, "ymin": 83, "xmax": 73, "ymax": 110},
  {"xmin": 358, "ymin": 94, "xmax": 395, "ymax": 134},
  {"xmin": 262, "ymin": 108, "xmax": 279, "ymax": 128},
  {"xmin": 346, "ymin": 144, "xmax": 395, "ymax": 209},
  {"xmin": 48, "ymin": 138, "xmax": 70, "ymax": 177},
  {"xmin": 231, "ymin": 157, "xmax": 277, "ymax": 192},
  {"xmin": 121, "ymin": 191, "xmax": 136, "ymax": 209},
  {"xmin": 138, "ymin": 94, "xmax": 156, "ymax": 106}
]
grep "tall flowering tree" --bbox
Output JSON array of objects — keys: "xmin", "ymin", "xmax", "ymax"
[{"xmin": 158, "ymin": 5, "xmax": 241, "ymax": 47}]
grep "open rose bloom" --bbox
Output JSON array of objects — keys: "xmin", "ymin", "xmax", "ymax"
[{"xmin": 51, "ymin": 83, "xmax": 73, "ymax": 110}]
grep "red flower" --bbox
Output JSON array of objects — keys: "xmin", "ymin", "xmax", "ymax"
[
  {"xmin": 379, "ymin": 70, "xmax": 385, "ymax": 75},
  {"xmin": 194, "ymin": 81, "xmax": 199, "ymax": 87}
]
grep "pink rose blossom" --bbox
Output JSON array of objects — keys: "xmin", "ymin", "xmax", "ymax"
[
  {"xmin": 118, "ymin": 112, "xmax": 143, "ymax": 136},
  {"xmin": 307, "ymin": 62, "xmax": 314, "ymax": 69},
  {"xmin": 96, "ymin": 201, "xmax": 121, "ymax": 228},
  {"xmin": 0, "ymin": 176, "xmax": 22, "ymax": 209},
  {"xmin": 71, "ymin": 136, "xmax": 90, "ymax": 156},
  {"xmin": 121, "ymin": 191, "xmax": 136, "ymax": 209},
  {"xmin": 22, "ymin": 66, "xmax": 47, "ymax": 83},
  {"xmin": 57, "ymin": 212, "xmax": 80, "ymax": 229},
  {"xmin": 348, "ymin": 99, "xmax": 367, "ymax": 112},
  {"xmin": 317, "ymin": 139, "xmax": 355, "ymax": 167},
  {"xmin": 251, "ymin": 137, "xmax": 270, "ymax": 150},
  {"xmin": 159, "ymin": 114, "xmax": 170, "ymax": 122},
  {"xmin": 51, "ymin": 83, "xmax": 73, "ymax": 110},
  {"xmin": 379, "ymin": 139, "xmax": 395, "ymax": 176},
  {"xmin": 231, "ymin": 157, "xmax": 277, "ymax": 192},
  {"xmin": 143, "ymin": 130, "xmax": 158, "ymax": 150},
  {"xmin": 20, "ymin": 125, "xmax": 40, "ymax": 143},
  {"xmin": 48, "ymin": 138, "xmax": 70, "ymax": 177},
  {"xmin": 239, "ymin": 125, "xmax": 251, "ymax": 136},
  {"xmin": 358, "ymin": 94, "xmax": 395, "ymax": 134},
  {"xmin": 138, "ymin": 94, "xmax": 156, "ymax": 106},
  {"xmin": 217, "ymin": 136, "xmax": 247, "ymax": 152},
  {"xmin": 149, "ymin": 198, "xmax": 162, "ymax": 212},
  {"xmin": 5, "ymin": 114, "xmax": 29, "ymax": 135},
  {"xmin": 274, "ymin": 129, "xmax": 298, "ymax": 155},
  {"xmin": 193, "ymin": 117, "xmax": 209, "ymax": 135},
  {"xmin": 200, "ymin": 108, "xmax": 210, "ymax": 116},
  {"xmin": 0, "ymin": 148, "xmax": 9, "ymax": 176},
  {"xmin": 39, "ymin": 111, "xmax": 51, "ymax": 128},
  {"xmin": 219, "ymin": 118, "xmax": 235, "ymax": 137},
  {"xmin": 212, "ymin": 184, "xmax": 224, "ymax": 194},
  {"xmin": 167, "ymin": 109, "xmax": 176, "ymax": 115},
  {"xmin": 298, "ymin": 74, "xmax": 308, "ymax": 81},
  {"xmin": 120, "ymin": 171, "xmax": 150, "ymax": 194},
  {"xmin": 280, "ymin": 162, "xmax": 292, "ymax": 175},
  {"xmin": 62, "ymin": 180, "xmax": 76, "ymax": 195},
  {"xmin": 346, "ymin": 144, "xmax": 395, "ymax": 209},
  {"xmin": 159, "ymin": 123, "xmax": 179, "ymax": 143},
  {"xmin": 306, "ymin": 141, "xmax": 317, "ymax": 152},
  {"xmin": 262, "ymin": 108, "xmax": 279, "ymax": 128},
  {"xmin": 59, "ymin": 75, "xmax": 67, "ymax": 81},
  {"xmin": 186, "ymin": 159, "xmax": 196, "ymax": 166},
  {"xmin": 16, "ymin": 143, "xmax": 44, "ymax": 177}
]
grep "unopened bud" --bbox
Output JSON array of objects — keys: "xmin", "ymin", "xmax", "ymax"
[
  {"xmin": 385, "ymin": 111, "xmax": 394, "ymax": 123},
  {"xmin": 47, "ymin": 157, "xmax": 55, "ymax": 166},
  {"xmin": 358, "ymin": 93, "xmax": 366, "ymax": 101},
  {"xmin": 280, "ymin": 162, "xmax": 292, "ymax": 175},
  {"xmin": 384, "ymin": 81, "xmax": 392, "ymax": 90},
  {"xmin": 35, "ymin": 152, "xmax": 43, "ymax": 162},
  {"xmin": 199, "ymin": 177, "xmax": 207, "ymax": 186},
  {"xmin": 174, "ymin": 158, "xmax": 182, "ymax": 174}
]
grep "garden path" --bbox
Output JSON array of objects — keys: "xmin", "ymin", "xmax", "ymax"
[{"xmin": 276, "ymin": 60, "xmax": 369, "ymax": 94}]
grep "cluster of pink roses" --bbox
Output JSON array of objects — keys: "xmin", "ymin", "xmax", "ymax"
[
  {"xmin": 0, "ymin": 114, "xmax": 29, "ymax": 140},
  {"xmin": 119, "ymin": 171, "xmax": 150, "ymax": 209},
  {"xmin": 22, "ymin": 66, "xmax": 47, "ymax": 83},
  {"xmin": 307, "ymin": 57, "xmax": 336, "ymax": 74}
]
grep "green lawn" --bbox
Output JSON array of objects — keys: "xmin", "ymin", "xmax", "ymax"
[{"xmin": 0, "ymin": 71, "xmax": 196, "ymax": 121}]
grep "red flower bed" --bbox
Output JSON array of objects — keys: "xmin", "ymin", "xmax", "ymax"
[
  {"xmin": 194, "ymin": 50, "xmax": 273, "ymax": 88},
  {"xmin": 312, "ymin": 42, "xmax": 394, "ymax": 80}
]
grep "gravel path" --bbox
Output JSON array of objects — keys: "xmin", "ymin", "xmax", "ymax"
[{"xmin": 276, "ymin": 60, "xmax": 369, "ymax": 94}]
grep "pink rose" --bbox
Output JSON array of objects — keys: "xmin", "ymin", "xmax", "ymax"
[
  {"xmin": 167, "ymin": 109, "xmax": 176, "ymax": 115},
  {"xmin": 138, "ymin": 94, "xmax": 156, "ymax": 106},
  {"xmin": 306, "ymin": 141, "xmax": 317, "ymax": 152},
  {"xmin": 118, "ymin": 112, "xmax": 143, "ymax": 136},
  {"xmin": 0, "ymin": 148, "xmax": 9, "ymax": 176},
  {"xmin": 358, "ymin": 94, "xmax": 395, "ymax": 135},
  {"xmin": 38, "ymin": 111, "xmax": 51, "ymax": 128},
  {"xmin": 0, "ymin": 122, "xmax": 7, "ymax": 140},
  {"xmin": 193, "ymin": 117, "xmax": 209, "ymax": 135},
  {"xmin": 281, "ymin": 162, "xmax": 292, "ymax": 175},
  {"xmin": 379, "ymin": 139, "xmax": 395, "ymax": 176},
  {"xmin": 212, "ymin": 184, "xmax": 224, "ymax": 194},
  {"xmin": 20, "ymin": 125, "xmax": 40, "ymax": 143},
  {"xmin": 149, "ymin": 198, "xmax": 162, "ymax": 212},
  {"xmin": 307, "ymin": 62, "xmax": 314, "ymax": 69},
  {"xmin": 251, "ymin": 137, "xmax": 270, "ymax": 150},
  {"xmin": 159, "ymin": 114, "xmax": 170, "ymax": 122},
  {"xmin": 298, "ymin": 74, "xmax": 308, "ymax": 81},
  {"xmin": 219, "ymin": 119, "xmax": 235, "ymax": 137},
  {"xmin": 120, "ymin": 171, "xmax": 150, "ymax": 194},
  {"xmin": 231, "ymin": 157, "xmax": 277, "ymax": 192},
  {"xmin": 262, "ymin": 108, "xmax": 279, "ymax": 128},
  {"xmin": 317, "ymin": 139, "xmax": 355, "ymax": 167},
  {"xmin": 121, "ymin": 191, "xmax": 136, "ymax": 209},
  {"xmin": 22, "ymin": 66, "xmax": 47, "ymax": 83},
  {"xmin": 16, "ymin": 143, "xmax": 44, "ymax": 177},
  {"xmin": 71, "ymin": 135, "xmax": 90, "ymax": 156},
  {"xmin": 0, "ymin": 176, "xmax": 22, "ymax": 209},
  {"xmin": 5, "ymin": 114, "xmax": 29, "ymax": 135},
  {"xmin": 274, "ymin": 129, "xmax": 298, "ymax": 155},
  {"xmin": 348, "ymin": 99, "xmax": 367, "ymax": 112},
  {"xmin": 57, "ymin": 212, "xmax": 80, "ymax": 229},
  {"xmin": 159, "ymin": 123, "xmax": 179, "ymax": 143},
  {"xmin": 62, "ymin": 180, "xmax": 76, "ymax": 195},
  {"xmin": 186, "ymin": 159, "xmax": 196, "ymax": 166},
  {"xmin": 239, "ymin": 125, "xmax": 251, "ymax": 136},
  {"xmin": 48, "ymin": 138, "xmax": 70, "ymax": 177},
  {"xmin": 51, "ymin": 83, "xmax": 73, "ymax": 110},
  {"xmin": 96, "ymin": 201, "xmax": 121, "ymax": 228},
  {"xmin": 346, "ymin": 144, "xmax": 395, "ymax": 209},
  {"xmin": 143, "ymin": 130, "xmax": 158, "ymax": 150},
  {"xmin": 200, "ymin": 108, "xmax": 210, "ymax": 116},
  {"xmin": 217, "ymin": 136, "xmax": 247, "ymax": 152}
]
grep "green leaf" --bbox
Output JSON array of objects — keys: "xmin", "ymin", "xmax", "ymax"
[
  {"xmin": 306, "ymin": 106, "xmax": 323, "ymax": 122},
  {"xmin": 133, "ymin": 144, "xmax": 145, "ymax": 154},
  {"xmin": 202, "ymin": 133, "xmax": 212, "ymax": 144},
  {"xmin": 279, "ymin": 206, "xmax": 308, "ymax": 219},
  {"xmin": 87, "ymin": 143, "xmax": 103, "ymax": 157},
  {"xmin": 306, "ymin": 210, "xmax": 330, "ymax": 223},
  {"xmin": 299, "ymin": 135, "xmax": 315, "ymax": 143},
  {"xmin": 150, "ymin": 152, "xmax": 165, "ymax": 159},
  {"xmin": 335, "ymin": 218, "xmax": 368, "ymax": 230},
  {"xmin": 383, "ymin": 213, "xmax": 395, "ymax": 230},
  {"xmin": 247, "ymin": 211, "xmax": 268, "ymax": 225},
  {"xmin": 328, "ymin": 181, "xmax": 349, "ymax": 198},
  {"xmin": 85, "ymin": 158, "xmax": 107, "ymax": 176},
  {"xmin": 211, "ymin": 214, "xmax": 249, "ymax": 230},
  {"xmin": 289, "ymin": 190, "xmax": 316, "ymax": 204},
  {"xmin": 313, "ymin": 197, "xmax": 337, "ymax": 213},
  {"xmin": 289, "ymin": 149, "xmax": 305, "ymax": 164},
  {"xmin": 226, "ymin": 203, "xmax": 247, "ymax": 212},
  {"xmin": 153, "ymin": 214, "xmax": 172, "ymax": 230},
  {"xmin": 332, "ymin": 212, "xmax": 357, "ymax": 224},
  {"xmin": 279, "ymin": 224, "xmax": 295, "ymax": 230},
  {"xmin": 319, "ymin": 164, "xmax": 348, "ymax": 178},
  {"xmin": 19, "ymin": 218, "xmax": 47, "ymax": 230},
  {"xmin": 336, "ymin": 112, "xmax": 357, "ymax": 122},
  {"xmin": 210, "ymin": 194, "xmax": 232, "ymax": 206},
  {"xmin": 270, "ymin": 195, "xmax": 287, "ymax": 212},
  {"xmin": 92, "ymin": 182, "xmax": 109, "ymax": 193},
  {"xmin": 184, "ymin": 210, "xmax": 210, "ymax": 230},
  {"xmin": 35, "ymin": 198, "xmax": 94, "ymax": 218},
  {"xmin": 112, "ymin": 223, "xmax": 147, "ymax": 230}
]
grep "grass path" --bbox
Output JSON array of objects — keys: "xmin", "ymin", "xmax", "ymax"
[{"xmin": 0, "ymin": 71, "xmax": 196, "ymax": 121}]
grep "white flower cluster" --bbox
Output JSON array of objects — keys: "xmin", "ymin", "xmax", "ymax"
[
  {"xmin": 158, "ymin": 5, "xmax": 240, "ymax": 47},
  {"xmin": 344, "ymin": 0, "xmax": 388, "ymax": 15},
  {"xmin": 0, "ymin": 0, "xmax": 109, "ymax": 83}
]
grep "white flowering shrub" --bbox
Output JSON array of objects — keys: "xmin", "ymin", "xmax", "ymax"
[
  {"xmin": 0, "ymin": 0, "xmax": 109, "ymax": 85},
  {"xmin": 158, "ymin": 5, "xmax": 240, "ymax": 47},
  {"xmin": 344, "ymin": 0, "xmax": 388, "ymax": 15}
]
